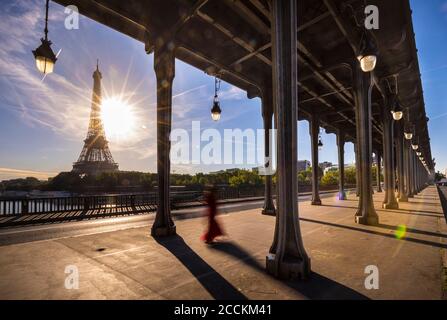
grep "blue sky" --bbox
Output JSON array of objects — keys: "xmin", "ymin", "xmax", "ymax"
[{"xmin": 0, "ymin": 0, "xmax": 445, "ymax": 181}]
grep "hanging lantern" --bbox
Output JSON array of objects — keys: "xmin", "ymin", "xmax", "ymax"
[
  {"xmin": 357, "ymin": 30, "xmax": 378, "ymax": 72},
  {"xmin": 211, "ymin": 96, "xmax": 221, "ymax": 121},
  {"xmin": 318, "ymin": 135, "xmax": 323, "ymax": 151},
  {"xmin": 404, "ymin": 131, "xmax": 413, "ymax": 140},
  {"xmin": 391, "ymin": 96, "xmax": 403, "ymax": 121},
  {"xmin": 211, "ymin": 77, "xmax": 222, "ymax": 121},
  {"xmin": 32, "ymin": 0, "xmax": 57, "ymax": 74},
  {"xmin": 411, "ymin": 136, "xmax": 419, "ymax": 151}
]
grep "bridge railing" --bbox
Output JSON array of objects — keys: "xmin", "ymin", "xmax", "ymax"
[
  {"xmin": 0, "ymin": 186, "xmax": 266, "ymax": 216},
  {"xmin": 0, "ymin": 184, "xmax": 357, "ymax": 216},
  {"xmin": 0, "ymin": 193, "xmax": 159, "ymax": 215}
]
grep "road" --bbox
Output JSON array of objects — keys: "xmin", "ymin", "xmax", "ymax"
[{"xmin": 0, "ymin": 191, "xmax": 341, "ymax": 246}]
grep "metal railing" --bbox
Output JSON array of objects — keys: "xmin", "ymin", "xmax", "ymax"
[
  {"xmin": 0, "ymin": 185, "xmax": 351, "ymax": 216},
  {"xmin": 0, "ymin": 186, "xmax": 266, "ymax": 216},
  {"xmin": 0, "ymin": 193, "xmax": 158, "ymax": 215}
]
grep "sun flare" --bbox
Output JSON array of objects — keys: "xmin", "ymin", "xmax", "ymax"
[{"xmin": 101, "ymin": 97, "xmax": 136, "ymax": 141}]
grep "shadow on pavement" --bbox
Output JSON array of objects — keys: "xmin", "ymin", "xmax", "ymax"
[
  {"xmin": 155, "ymin": 235, "xmax": 247, "ymax": 300},
  {"xmin": 300, "ymin": 217, "xmax": 447, "ymax": 249},
  {"xmin": 210, "ymin": 241, "xmax": 369, "ymax": 300}
]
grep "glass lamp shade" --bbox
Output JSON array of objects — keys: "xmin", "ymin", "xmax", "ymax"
[
  {"xmin": 356, "ymin": 32, "xmax": 378, "ymax": 73},
  {"xmin": 404, "ymin": 132, "xmax": 413, "ymax": 140},
  {"xmin": 391, "ymin": 111, "xmax": 403, "ymax": 121},
  {"xmin": 32, "ymin": 38, "xmax": 57, "ymax": 74},
  {"xmin": 211, "ymin": 96, "xmax": 221, "ymax": 122},
  {"xmin": 357, "ymin": 55, "xmax": 377, "ymax": 73},
  {"xmin": 416, "ymin": 152, "xmax": 422, "ymax": 156},
  {"xmin": 211, "ymin": 111, "xmax": 221, "ymax": 122},
  {"xmin": 35, "ymin": 56, "xmax": 55, "ymax": 74},
  {"xmin": 411, "ymin": 144, "xmax": 419, "ymax": 150}
]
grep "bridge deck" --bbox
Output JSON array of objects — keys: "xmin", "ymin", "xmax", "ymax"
[{"xmin": 0, "ymin": 186, "xmax": 445, "ymax": 300}]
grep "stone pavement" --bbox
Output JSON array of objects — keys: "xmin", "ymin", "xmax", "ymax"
[{"xmin": 0, "ymin": 186, "xmax": 445, "ymax": 300}]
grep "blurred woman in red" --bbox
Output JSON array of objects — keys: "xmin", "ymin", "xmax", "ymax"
[{"xmin": 201, "ymin": 186, "xmax": 224, "ymax": 244}]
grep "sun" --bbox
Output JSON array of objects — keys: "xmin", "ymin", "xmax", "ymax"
[{"xmin": 101, "ymin": 97, "xmax": 136, "ymax": 141}]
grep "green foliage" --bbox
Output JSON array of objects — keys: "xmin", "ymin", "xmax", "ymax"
[
  {"xmin": 321, "ymin": 170, "xmax": 339, "ymax": 186},
  {"xmin": 1, "ymin": 169, "xmax": 266, "ymax": 191},
  {"xmin": 0, "ymin": 177, "xmax": 45, "ymax": 191},
  {"xmin": 345, "ymin": 167, "xmax": 357, "ymax": 185},
  {"xmin": 435, "ymin": 171, "xmax": 446, "ymax": 182}
]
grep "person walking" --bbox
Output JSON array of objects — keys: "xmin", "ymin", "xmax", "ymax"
[{"xmin": 201, "ymin": 186, "xmax": 224, "ymax": 244}]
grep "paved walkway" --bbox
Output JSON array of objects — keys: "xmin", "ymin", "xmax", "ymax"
[{"xmin": 0, "ymin": 186, "xmax": 445, "ymax": 299}]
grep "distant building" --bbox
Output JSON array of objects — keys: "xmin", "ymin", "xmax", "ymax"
[
  {"xmin": 319, "ymin": 161, "xmax": 333, "ymax": 171},
  {"xmin": 297, "ymin": 160, "xmax": 310, "ymax": 172},
  {"xmin": 323, "ymin": 163, "xmax": 355, "ymax": 174},
  {"xmin": 210, "ymin": 168, "xmax": 242, "ymax": 174}
]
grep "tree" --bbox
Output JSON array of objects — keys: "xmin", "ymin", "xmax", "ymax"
[
  {"xmin": 321, "ymin": 170, "xmax": 339, "ymax": 186},
  {"xmin": 345, "ymin": 167, "xmax": 357, "ymax": 185},
  {"xmin": 435, "ymin": 171, "xmax": 446, "ymax": 182}
]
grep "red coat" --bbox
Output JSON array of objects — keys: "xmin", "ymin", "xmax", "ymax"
[{"xmin": 201, "ymin": 192, "xmax": 224, "ymax": 242}]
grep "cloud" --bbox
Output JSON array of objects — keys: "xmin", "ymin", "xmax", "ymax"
[
  {"xmin": 0, "ymin": 0, "xmax": 92, "ymax": 140},
  {"xmin": 220, "ymin": 85, "xmax": 247, "ymax": 101},
  {"xmin": 0, "ymin": 0, "xmax": 161, "ymax": 163},
  {"xmin": 0, "ymin": 167, "xmax": 57, "ymax": 181}
]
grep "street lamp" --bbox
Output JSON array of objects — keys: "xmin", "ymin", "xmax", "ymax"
[
  {"xmin": 357, "ymin": 30, "xmax": 378, "ymax": 73},
  {"xmin": 416, "ymin": 152, "xmax": 422, "ymax": 156},
  {"xmin": 318, "ymin": 135, "xmax": 323, "ymax": 151},
  {"xmin": 32, "ymin": 0, "xmax": 57, "ymax": 74},
  {"xmin": 391, "ymin": 98, "xmax": 403, "ymax": 121},
  {"xmin": 210, "ymin": 77, "xmax": 221, "ymax": 121},
  {"xmin": 404, "ymin": 131, "xmax": 413, "ymax": 140}
]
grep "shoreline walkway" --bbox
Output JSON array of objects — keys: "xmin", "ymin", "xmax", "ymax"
[{"xmin": 0, "ymin": 186, "xmax": 445, "ymax": 300}]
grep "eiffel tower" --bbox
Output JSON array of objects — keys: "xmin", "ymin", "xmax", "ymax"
[{"xmin": 72, "ymin": 61, "xmax": 119, "ymax": 176}]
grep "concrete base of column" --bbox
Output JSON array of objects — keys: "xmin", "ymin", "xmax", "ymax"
[
  {"xmin": 355, "ymin": 215, "xmax": 379, "ymax": 226},
  {"xmin": 338, "ymin": 191, "xmax": 347, "ymax": 200},
  {"xmin": 398, "ymin": 195, "xmax": 409, "ymax": 202},
  {"xmin": 266, "ymin": 253, "xmax": 311, "ymax": 280},
  {"xmin": 262, "ymin": 208, "xmax": 276, "ymax": 216},
  {"xmin": 382, "ymin": 201, "xmax": 399, "ymax": 210},
  {"xmin": 311, "ymin": 199, "xmax": 322, "ymax": 206},
  {"xmin": 151, "ymin": 225, "xmax": 176, "ymax": 237}
]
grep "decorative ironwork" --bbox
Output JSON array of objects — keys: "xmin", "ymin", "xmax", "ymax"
[{"xmin": 72, "ymin": 62, "xmax": 119, "ymax": 175}]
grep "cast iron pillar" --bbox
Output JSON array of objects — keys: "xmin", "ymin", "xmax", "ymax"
[
  {"xmin": 407, "ymin": 144, "xmax": 415, "ymax": 197},
  {"xmin": 355, "ymin": 142, "xmax": 360, "ymax": 197},
  {"xmin": 382, "ymin": 100, "xmax": 399, "ymax": 209},
  {"xmin": 412, "ymin": 152, "xmax": 418, "ymax": 195},
  {"xmin": 262, "ymin": 88, "xmax": 276, "ymax": 216},
  {"xmin": 353, "ymin": 66, "xmax": 378, "ymax": 225},
  {"xmin": 310, "ymin": 113, "xmax": 322, "ymax": 205},
  {"xmin": 416, "ymin": 161, "xmax": 420, "ymax": 192},
  {"xmin": 151, "ymin": 46, "xmax": 176, "ymax": 237},
  {"xmin": 337, "ymin": 130, "xmax": 347, "ymax": 200},
  {"xmin": 403, "ymin": 139, "xmax": 412, "ymax": 199},
  {"xmin": 376, "ymin": 150, "xmax": 383, "ymax": 192},
  {"xmin": 266, "ymin": 0, "xmax": 311, "ymax": 280},
  {"xmin": 396, "ymin": 124, "xmax": 408, "ymax": 202}
]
